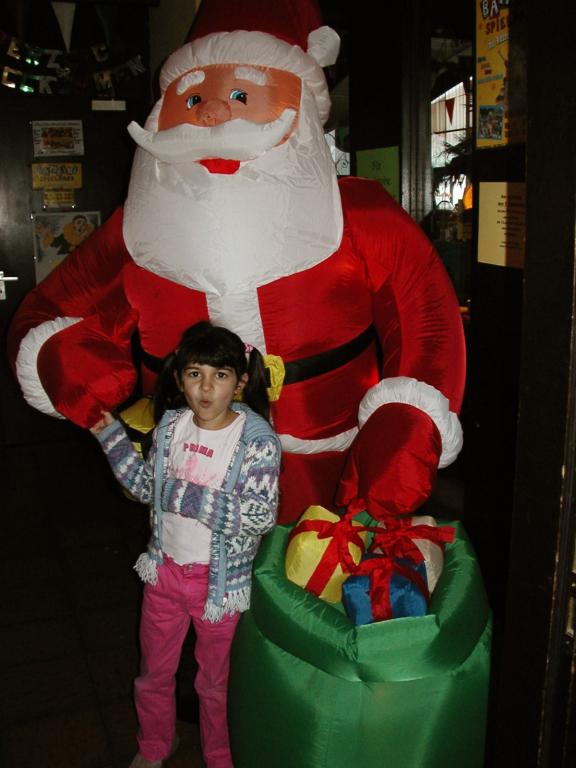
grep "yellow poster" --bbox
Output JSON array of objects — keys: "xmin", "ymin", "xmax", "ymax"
[
  {"xmin": 32, "ymin": 162, "xmax": 82, "ymax": 189},
  {"xmin": 476, "ymin": 1, "xmax": 509, "ymax": 148},
  {"xmin": 478, "ymin": 181, "xmax": 525, "ymax": 269},
  {"xmin": 32, "ymin": 210, "xmax": 100, "ymax": 284}
]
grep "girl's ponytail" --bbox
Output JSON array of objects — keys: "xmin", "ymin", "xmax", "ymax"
[
  {"xmin": 243, "ymin": 347, "xmax": 271, "ymax": 422},
  {"xmin": 153, "ymin": 351, "xmax": 183, "ymax": 423}
]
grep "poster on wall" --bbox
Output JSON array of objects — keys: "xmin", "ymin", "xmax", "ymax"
[
  {"xmin": 356, "ymin": 147, "xmax": 399, "ymax": 202},
  {"xmin": 32, "ymin": 162, "xmax": 82, "ymax": 189},
  {"xmin": 42, "ymin": 189, "xmax": 76, "ymax": 209},
  {"xmin": 32, "ymin": 120, "xmax": 84, "ymax": 157},
  {"xmin": 476, "ymin": 1, "xmax": 510, "ymax": 148},
  {"xmin": 32, "ymin": 211, "xmax": 100, "ymax": 284}
]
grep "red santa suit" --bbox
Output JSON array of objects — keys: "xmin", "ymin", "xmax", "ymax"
[{"xmin": 7, "ymin": 0, "xmax": 465, "ymax": 524}]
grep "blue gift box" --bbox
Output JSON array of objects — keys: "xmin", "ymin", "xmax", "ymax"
[{"xmin": 342, "ymin": 556, "xmax": 429, "ymax": 625}]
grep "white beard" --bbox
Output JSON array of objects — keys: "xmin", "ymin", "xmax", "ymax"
[
  {"xmin": 126, "ymin": 108, "xmax": 299, "ymax": 163},
  {"xmin": 123, "ymin": 87, "xmax": 343, "ymax": 351}
]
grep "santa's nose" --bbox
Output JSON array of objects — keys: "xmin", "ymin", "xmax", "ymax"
[{"xmin": 195, "ymin": 98, "xmax": 232, "ymax": 126}]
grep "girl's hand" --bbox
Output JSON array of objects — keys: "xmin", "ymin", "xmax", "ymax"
[{"xmin": 89, "ymin": 411, "xmax": 114, "ymax": 435}]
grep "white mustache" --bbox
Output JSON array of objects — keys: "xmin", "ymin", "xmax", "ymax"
[{"xmin": 127, "ymin": 108, "xmax": 297, "ymax": 163}]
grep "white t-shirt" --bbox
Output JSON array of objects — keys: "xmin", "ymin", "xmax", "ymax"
[{"xmin": 162, "ymin": 409, "xmax": 246, "ymax": 565}]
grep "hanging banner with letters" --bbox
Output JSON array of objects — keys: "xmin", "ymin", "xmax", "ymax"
[{"xmin": 0, "ymin": 30, "xmax": 145, "ymax": 97}]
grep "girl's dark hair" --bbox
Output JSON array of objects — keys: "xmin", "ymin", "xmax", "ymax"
[{"xmin": 153, "ymin": 320, "xmax": 270, "ymax": 423}]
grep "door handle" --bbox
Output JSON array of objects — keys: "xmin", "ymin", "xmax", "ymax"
[{"xmin": 0, "ymin": 270, "xmax": 19, "ymax": 300}]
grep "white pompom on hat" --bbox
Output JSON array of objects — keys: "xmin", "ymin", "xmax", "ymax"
[{"xmin": 159, "ymin": 0, "xmax": 340, "ymax": 124}]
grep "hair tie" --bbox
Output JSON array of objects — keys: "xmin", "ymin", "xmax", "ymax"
[{"xmin": 245, "ymin": 343, "xmax": 253, "ymax": 354}]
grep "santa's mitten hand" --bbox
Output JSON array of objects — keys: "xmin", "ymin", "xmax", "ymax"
[
  {"xmin": 37, "ymin": 309, "xmax": 139, "ymax": 428},
  {"xmin": 336, "ymin": 403, "xmax": 443, "ymax": 520}
]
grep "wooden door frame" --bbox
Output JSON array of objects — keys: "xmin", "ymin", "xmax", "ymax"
[{"xmin": 493, "ymin": 1, "xmax": 576, "ymax": 764}]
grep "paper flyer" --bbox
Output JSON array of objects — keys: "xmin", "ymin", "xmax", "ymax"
[
  {"xmin": 32, "ymin": 211, "xmax": 100, "ymax": 283},
  {"xmin": 478, "ymin": 181, "xmax": 525, "ymax": 268},
  {"xmin": 32, "ymin": 120, "xmax": 84, "ymax": 157},
  {"xmin": 32, "ymin": 162, "xmax": 82, "ymax": 189},
  {"xmin": 356, "ymin": 147, "xmax": 399, "ymax": 202}
]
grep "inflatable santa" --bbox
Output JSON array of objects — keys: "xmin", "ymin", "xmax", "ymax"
[{"xmin": 7, "ymin": 0, "xmax": 465, "ymax": 524}]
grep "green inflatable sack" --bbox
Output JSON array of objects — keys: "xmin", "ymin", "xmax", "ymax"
[{"xmin": 229, "ymin": 520, "xmax": 491, "ymax": 768}]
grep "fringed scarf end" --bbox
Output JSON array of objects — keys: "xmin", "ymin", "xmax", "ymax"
[{"xmin": 134, "ymin": 552, "xmax": 159, "ymax": 584}]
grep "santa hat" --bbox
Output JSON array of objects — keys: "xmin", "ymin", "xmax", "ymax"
[{"xmin": 159, "ymin": 0, "xmax": 340, "ymax": 124}]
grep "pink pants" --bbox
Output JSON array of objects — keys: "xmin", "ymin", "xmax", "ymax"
[{"xmin": 135, "ymin": 558, "xmax": 240, "ymax": 767}]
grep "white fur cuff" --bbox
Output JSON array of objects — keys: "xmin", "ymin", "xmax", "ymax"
[
  {"xmin": 15, "ymin": 317, "xmax": 83, "ymax": 418},
  {"xmin": 358, "ymin": 377, "xmax": 463, "ymax": 468}
]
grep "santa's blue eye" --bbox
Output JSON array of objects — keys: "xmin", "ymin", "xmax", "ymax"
[
  {"xmin": 186, "ymin": 94, "xmax": 202, "ymax": 108},
  {"xmin": 230, "ymin": 89, "xmax": 248, "ymax": 104}
]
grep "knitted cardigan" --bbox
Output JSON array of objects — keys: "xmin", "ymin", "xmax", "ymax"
[{"xmin": 97, "ymin": 402, "xmax": 281, "ymax": 621}]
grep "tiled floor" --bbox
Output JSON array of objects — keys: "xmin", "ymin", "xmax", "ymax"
[{"xmin": 1, "ymin": 432, "xmax": 204, "ymax": 768}]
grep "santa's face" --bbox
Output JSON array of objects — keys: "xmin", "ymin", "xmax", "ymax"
[
  {"xmin": 124, "ymin": 61, "xmax": 343, "ymax": 349},
  {"xmin": 159, "ymin": 63, "xmax": 301, "ymax": 144}
]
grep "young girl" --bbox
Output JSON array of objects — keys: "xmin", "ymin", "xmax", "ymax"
[{"xmin": 91, "ymin": 321, "xmax": 281, "ymax": 768}]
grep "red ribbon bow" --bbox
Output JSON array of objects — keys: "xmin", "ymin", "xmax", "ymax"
[
  {"xmin": 356, "ymin": 519, "xmax": 454, "ymax": 621},
  {"xmin": 370, "ymin": 519, "xmax": 455, "ymax": 565},
  {"xmin": 353, "ymin": 554, "xmax": 431, "ymax": 622},
  {"xmin": 288, "ymin": 511, "xmax": 366, "ymax": 597}
]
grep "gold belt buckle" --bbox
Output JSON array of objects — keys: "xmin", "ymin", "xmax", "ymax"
[{"xmin": 263, "ymin": 354, "xmax": 286, "ymax": 402}]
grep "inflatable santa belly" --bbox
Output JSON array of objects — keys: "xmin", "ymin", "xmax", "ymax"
[
  {"xmin": 123, "ymin": 239, "xmax": 381, "ymax": 440},
  {"xmin": 123, "ymin": 242, "xmax": 379, "ymax": 521}
]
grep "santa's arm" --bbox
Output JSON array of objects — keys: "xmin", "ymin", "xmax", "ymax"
[
  {"xmin": 7, "ymin": 208, "xmax": 139, "ymax": 428},
  {"xmin": 337, "ymin": 178, "xmax": 465, "ymax": 519}
]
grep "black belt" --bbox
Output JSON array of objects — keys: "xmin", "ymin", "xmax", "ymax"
[
  {"xmin": 136, "ymin": 325, "xmax": 377, "ymax": 386},
  {"xmin": 281, "ymin": 325, "xmax": 377, "ymax": 384}
]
